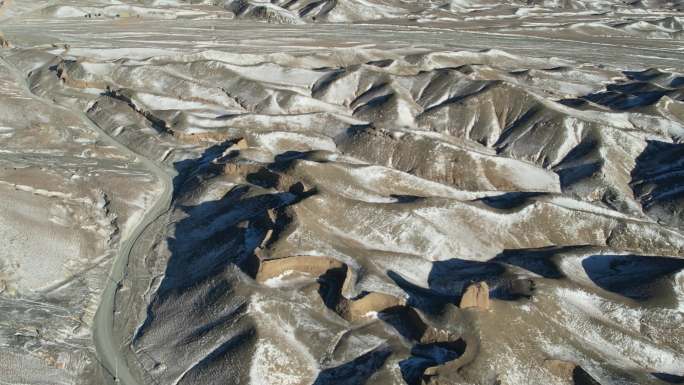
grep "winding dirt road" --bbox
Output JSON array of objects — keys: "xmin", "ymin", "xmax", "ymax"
[{"xmin": 0, "ymin": 53, "xmax": 173, "ymax": 385}]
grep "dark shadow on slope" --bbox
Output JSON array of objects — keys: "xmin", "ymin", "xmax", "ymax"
[
  {"xmin": 172, "ymin": 139, "xmax": 241, "ymax": 197},
  {"xmin": 312, "ymin": 68, "xmax": 347, "ymax": 96},
  {"xmin": 298, "ymin": 0, "xmax": 324, "ymax": 17},
  {"xmin": 274, "ymin": 150, "xmax": 309, "ymax": 162},
  {"xmin": 630, "ymin": 140, "xmax": 684, "ymax": 220},
  {"xmin": 387, "ymin": 259, "xmax": 506, "ymax": 314},
  {"xmin": 582, "ymin": 254, "xmax": 684, "ymax": 300},
  {"xmin": 420, "ymin": 83, "xmax": 492, "ymax": 114},
  {"xmin": 352, "ymin": 92, "xmax": 394, "ymax": 116},
  {"xmin": 178, "ymin": 301, "xmax": 249, "ymax": 347},
  {"xmin": 100, "ymin": 89, "xmax": 171, "ymax": 134},
  {"xmin": 493, "ymin": 246, "xmax": 567, "ymax": 278},
  {"xmin": 652, "ymin": 372, "xmax": 684, "ymax": 384},
  {"xmin": 270, "ymin": 150, "xmax": 312, "ymax": 172},
  {"xmin": 245, "ymin": 167, "xmax": 281, "ymax": 188},
  {"xmin": 490, "ymin": 278, "xmax": 536, "ymax": 301},
  {"xmin": 558, "ymin": 98, "xmax": 590, "ymax": 108},
  {"xmin": 317, "ymin": 265, "xmax": 350, "ymax": 310},
  {"xmin": 366, "ymin": 59, "xmax": 394, "ymax": 68},
  {"xmin": 246, "ymin": 151, "xmax": 335, "ymax": 188},
  {"xmin": 389, "ymin": 194, "xmax": 425, "ymax": 203},
  {"xmin": 131, "ymin": 187, "xmax": 304, "ymax": 343},
  {"xmin": 428, "ymin": 259, "xmax": 505, "ymax": 299},
  {"xmin": 573, "ymin": 366, "xmax": 602, "ymax": 385},
  {"xmin": 312, "ymin": 346, "xmax": 392, "ymax": 385},
  {"xmin": 377, "ymin": 306, "xmax": 428, "ymax": 342},
  {"xmin": 671, "ymin": 77, "xmax": 684, "ymax": 88},
  {"xmin": 175, "ymin": 329, "xmax": 256, "ymax": 385},
  {"xmin": 606, "ymin": 81, "xmax": 667, "ymax": 94},
  {"xmin": 132, "ymin": 146, "xmax": 317, "ymax": 344},
  {"xmin": 478, "ymin": 192, "xmax": 545, "ymax": 210},
  {"xmin": 624, "ymin": 68, "xmax": 684, "ymax": 89},
  {"xmin": 552, "ymin": 138, "xmax": 601, "ymax": 188},
  {"xmin": 399, "ymin": 339, "xmax": 467, "ymax": 385},
  {"xmin": 431, "ymin": 258, "xmax": 536, "ymax": 301},
  {"xmin": 630, "ymin": 140, "xmax": 684, "ymax": 197},
  {"xmin": 492, "ymin": 104, "xmax": 544, "ymax": 151},
  {"xmin": 624, "ymin": 68, "xmax": 669, "ymax": 82},
  {"xmin": 577, "ymin": 68, "xmax": 684, "ymax": 111},
  {"xmin": 387, "ymin": 270, "xmax": 455, "ymax": 315},
  {"xmin": 581, "ymin": 77, "xmax": 678, "ymax": 110},
  {"xmin": 584, "ymin": 90, "xmax": 668, "ymax": 110},
  {"xmin": 160, "ymin": 189, "xmax": 301, "ymax": 293}
]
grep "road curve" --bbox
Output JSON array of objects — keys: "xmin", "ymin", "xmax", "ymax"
[
  {"xmin": 88, "ymin": 109, "xmax": 173, "ymax": 385},
  {"xmin": 0, "ymin": 53, "xmax": 173, "ymax": 385}
]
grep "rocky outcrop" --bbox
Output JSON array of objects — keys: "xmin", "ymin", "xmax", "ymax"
[
  {"xmin": 460, "ymin": 282, "xmax": 490, "ymax": 310},
  {"xmin": 0, "ymin": 33, "xmax": 11, "ymax": 48}
]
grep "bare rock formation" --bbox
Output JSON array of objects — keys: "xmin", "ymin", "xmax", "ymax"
[{"xmin": 460, "ymin": 282, "xmax": 490, "ymax": 310}]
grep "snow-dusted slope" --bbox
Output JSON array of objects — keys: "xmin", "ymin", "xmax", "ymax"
[{"xmin": 1, "ymin": 1, "xmax": 684, "ymax": 385}]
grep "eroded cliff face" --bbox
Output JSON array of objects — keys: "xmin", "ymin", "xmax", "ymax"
[{"xmin": 1, "ymin": 1, "xmax": 684, "ymax": 385}]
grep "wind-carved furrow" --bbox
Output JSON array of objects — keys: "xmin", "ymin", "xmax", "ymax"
[
  {"xmin": 311, "ymin": 69, "xmax": 347, "ymax": 97},
  {"xmin": 350, "ymin": 82, "xmax": 392, "ymax": 112},
  {"xmin": 417, "ymin": 76, "xmax": 494, "ymax": 114},
  {"xmin": 630, "ymin": 140, "xmax": 684, "ymax": 227},
  {"xmin": 102, "ymin": 89, "xmax": 172, "ymax": 134},
  {"xmin": 297, "ymin": 0, "xmax": 335, "ymax": 18},
  {"xmin": 172, "ymin": 329, "xmax": 257, "ymax": 385},
  {"xmin": 221, "ymin": 87, "xmax": 252, "ymax": 112}
]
